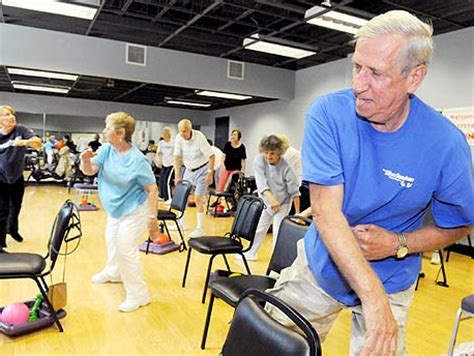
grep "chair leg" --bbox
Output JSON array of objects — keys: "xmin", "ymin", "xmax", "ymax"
[
  {"xmin": 436, "ymin": 249, "xmax": 449, "ymax": 287},
  {"xmin": 35, "ymin": 277, "xmax": 63, "ymax": 332},
  {"xmin": 222, "ymin": 254, "xmax": 231, "ymax": 271},
  {"xmin": 182, "ymin": 248, "xmax": 193, "ymax": 288},
  {"xmin": 448, "ymin": 308, "xmax": 463, "ymax": 356},
  {"xmin": 201, "ymin": 293, "xmax": 216, "ymax": 350},
  {"xmin": 206, "ymin": 195, "xmax": 211, "ymax": 214},
  {"xmin": 162, "ymin": 221, "xmax": 172, "ymax": 240},
  {"xmin": 202, "ymin": 255, "xmax": 217, "ymax": 304},
  {"xmin": 145, "ymin": 236, "xmax": 151, "ymax": 255},
  {"xmin": 240, "ymin": 254, "xmax": 252, "ymax": 275},
  {"xmin": 176, "ymin": 220, "xmax": 187, "ymax": 251}
]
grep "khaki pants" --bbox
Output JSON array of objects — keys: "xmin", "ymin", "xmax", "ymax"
[{"xmin": 267, "ymin": 239, "xmax": 415, "ymax": 356}]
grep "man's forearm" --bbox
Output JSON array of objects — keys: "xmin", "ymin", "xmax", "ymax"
[
  {"xmin": 174, "ymin": 157, "xmax": 182, "ymax": 180},
  {"xmin": 310, "ymin": 184, "xmax": 387, "ymax": 305},
  {"xmin": 406, "ymin": 225, "xmax": 472, "ymax": 253}
]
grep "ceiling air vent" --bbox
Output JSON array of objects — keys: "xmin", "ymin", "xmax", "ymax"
[
  {"xmin": 227, "ymin": 60, "xmax": 244, "ymax": 80},
  {"xmin": 126, "ymin": 43, "xmax": 147, "ymax": 66}
]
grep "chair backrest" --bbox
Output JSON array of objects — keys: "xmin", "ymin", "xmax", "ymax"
[
  {"xmin": 170, "ymin": 180, "xmax": 193, "ymax": 215},
  {"xmin": 229, "ymin": 195, "xmax": 264, "ymax": 243},
  {"xmin": 47, "ymin": 200, "xmax": 82, "ymax": 270},
  {"xmin": 225, "ymin": 172, "xmax": 241, "ymax": 194},
  {"xmin": 267, "ymin": 215, "xmax": 311, "ymax": 275},
  {"xmin": 221, "ymin": 289, "xmax": 321, "ymax": 356},
  {"xmin": 232, "ymin": 172, "xmax": 249, "ymax": 203}
]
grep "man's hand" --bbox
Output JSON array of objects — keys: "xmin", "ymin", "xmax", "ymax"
[
  {"xmin": 352, "ymin": 224, "xmax": 398, "ymax": 260},
  {"xmin": 360, "ymin": 297, "xmax": 398, "ymax": 356}
]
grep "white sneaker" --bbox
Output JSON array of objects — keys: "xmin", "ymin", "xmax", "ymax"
[
  {"xmin": 118, "ymin": 297, "xmax": 150, "ymax": 312},
  {"xmin": 188, "ymin": 228, "xmax": 203, "ymax": 239},
  {"xmin": 91, "ymin": 272, "xmax": 122, "ymax": 284},
  {"xmin": 430, "ymin": 251, "xmax": 441, "ymax": 265},
  {"xmin": 164, "ymin": 199, "xmax": 172, "ymax": 205},
  {"xmin": 235, "ymin": 252, "xmax": 258, "ymax": 262}
]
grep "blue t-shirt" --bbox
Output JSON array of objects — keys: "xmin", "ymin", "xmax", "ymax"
[
  {"xmin": 302, "ymin": 89, "xmax": 474, "ymax": 306},
  {"xmin": 92, "ymin": 143, "xmax": 155, "ymax": 218}
]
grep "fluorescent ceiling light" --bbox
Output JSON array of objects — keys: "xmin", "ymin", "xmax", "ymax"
[
  {"xmin": 13, "ymin": 83, "xmax": 70, "ymax": 94},
  {"xmin": 7, "ymin": 68, "xmax": 78, "ymax": 81},
  {"xmin": 243, "ymin": 34, "xmax": 316, "ymax": 59},
  {"xmin": 3, "ymin": 0, "xmax": 98, "ymax": 20},
  {"xmin": 165, "ymin": 99, "xmax": 211, "ymax": 108},
  {"xmin": 196, "ymin": 90, "xmax": 252, "ymax": 101},
  {"xmin": 305, "ymin": 6, "xmax": 368, "ymax": 35}
]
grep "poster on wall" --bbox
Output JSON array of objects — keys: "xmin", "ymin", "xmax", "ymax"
[{"xmin": 442, "ymin": 106, "xmax": 474, "ymax": 146}]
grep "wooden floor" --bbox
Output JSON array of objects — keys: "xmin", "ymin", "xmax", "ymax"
[{"xmin": 0, "ymin": 185, "xmax": 472, "ymax": 355}]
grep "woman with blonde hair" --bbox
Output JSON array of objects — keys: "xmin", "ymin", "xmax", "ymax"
[
  {"xmin": 0, "ymin": 105, "xmax": 42, "ymax": 251},
  {"xmin": 80, "ymin": 112, "xmax": 159, "ymax": 312}
]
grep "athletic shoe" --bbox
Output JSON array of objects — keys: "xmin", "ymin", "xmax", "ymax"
[
  {"xmin": 118, "ymin": 297, "xmax": 150, "ymax": 312},
  {"xmin": 188, "ymin": 228, "xmax": 203, "ymax": 239},
  {"xmin": 235, "ymin": 252, "xmax": 258, "ymax": 262},
  {"xmin": 91, "ymin": 272, "xmax": 122, "ymax": 284},
  {"xmin": 0, "ymin": 247, "xmax": 8, "ymax": 253},
  {"xmin": 164, "ymin": 199, "xmax": 172, "ymax": 205},
  {"xmin": 430, "ymin": 251, "xmax": 441, "ymax": 265}
]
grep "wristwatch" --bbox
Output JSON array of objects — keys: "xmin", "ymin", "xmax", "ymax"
[{"xmin": 395, "ymin": 233, "xmax": 409, "ymax": 259}]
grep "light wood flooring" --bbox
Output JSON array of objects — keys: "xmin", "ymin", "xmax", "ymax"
[{"xmin": 0, "ymin": 185, "xmax": 472, "ymax": 355}]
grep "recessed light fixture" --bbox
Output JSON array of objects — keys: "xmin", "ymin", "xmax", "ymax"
[
  {"xmin": 7, "ymin": 68, "xmax": 78, "ymax": 81},
  {"xmin": 243, "ymin": 34, "xmax": 317, "ymax": 59},
  {"xmin": 195, "ymin": 90, "xmax": 252, "ymax": 101},
  {"xmin": 305, "ymin": 6, "xmax": 368, "ymax": 35},
  {"xmin": 165, "ymin": 99, "xmax": 211, "ymax": 108},
  {"xmin": 13, "ymin": 83, "xmax": 70, "ymax": 94},
  {"xmin": 3, "ymin": 0, "xmax": 99, "ymax": 20}
]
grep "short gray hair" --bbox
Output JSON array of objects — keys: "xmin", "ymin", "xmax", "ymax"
[
  {"xmin": 259, "ymin": 134, "xmax": 288, "ymax": 156},
  {"xmin": 355, "ymin": 10, "xmax": 433, "ymax": 75}
]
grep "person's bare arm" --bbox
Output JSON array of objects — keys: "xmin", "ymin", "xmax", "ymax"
[
  {"xmin": 352, "ymin": 223, "xmax": 472, "ymax": 261},
  {"xmin": 80, "ymin": 149, "xmax": 99, "ymax": 176},
  {"xmin": 310, "ymin": 183, "xmax": 397, "ymax": 356},
  {"xmin": 174, "ymin": 156, "xmax": 183, "ymax": 183},
  {"xmin": 206, "ymin": 154, "xmax": 215, "ymax": 185},
  {"xmin": 14, "ymin": 136, "xmax": 42, "ymax": 150},
  {"xmin": 144, "ymin": 183, "xmax": 160, "ymax": 241}
]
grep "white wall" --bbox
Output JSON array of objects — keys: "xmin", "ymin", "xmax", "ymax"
[{"xmin": 211, "ymin": 27, "xmax": 474, "ymax": 175}]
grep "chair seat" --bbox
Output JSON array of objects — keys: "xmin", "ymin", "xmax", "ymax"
[
  {"xmin": 462, "ymin": 294, "xmax": 474, "ymax": 313},
  {"xmin": 0, "ymin": 253, "xmax": 46, "ymax": 275},
  {"xmin": 158, "ymin": 209, "xmax": 177, "ymax": 220},
  {"xmin": 211, "ymin": 275, "xmax": 276, "ymax": 306},
  {"xmin": 209, "ymin": 190, "xmax": 233, "ymax": 198},
  {"xmin": 188, "ymin": 236, "xmax": 243, "ymax": 254}
]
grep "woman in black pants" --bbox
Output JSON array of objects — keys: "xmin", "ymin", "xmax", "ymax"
[{"xmin": 0, "ymin": 105, "xmax": 42, "ymax": 252}]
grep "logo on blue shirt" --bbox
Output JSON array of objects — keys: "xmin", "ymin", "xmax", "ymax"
[{"xmin": 383, "ymin": 168, "xmax": 415, "ymax": 188}]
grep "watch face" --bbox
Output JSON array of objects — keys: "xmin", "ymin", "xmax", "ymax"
[{"xmin": 396, "ymin": 246, "xmax": 409, "ymax": 258}]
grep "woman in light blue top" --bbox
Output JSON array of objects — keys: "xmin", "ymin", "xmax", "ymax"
[{"xmin": 80, "ymin": 112, "xmax": 159, "ymax": 313}]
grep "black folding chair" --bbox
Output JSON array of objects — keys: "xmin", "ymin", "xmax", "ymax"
[
  {"xmin": 0, "ymin": 200, "xmax": 82, "ymax": 332},
  {"xmin": 146, "ymin": 180, "xmax": 192, "ymax": 253},
  {"xmin": 221, "ymin": 289, "xmax": 321, "ymax": 356},
  {"xmin": 181, "ymin": 195, "xmax": 264, "ymax": 304},
  {"xmin": 206, "ymin": 172, "xmax": 240, "ymax": 214},
  {"xmin": 201, "ymin": 215, "xmax": 311, "ymax": 349}
]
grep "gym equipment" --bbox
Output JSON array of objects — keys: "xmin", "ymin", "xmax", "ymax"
[
  {"xmin": 139, "ymin": 241, "xmax": 180, "ymax": 255},
  {"xmin": 28, "ymin": 294, "xmax": 44, "ymax": 322},
  {"xmin": 151, "ymin": 224, "xmax": 170, "ymax": 244},
  {"xmin": 0, "ymin": 303, "xmax": 29, "ymax": 325},
  {"xmin": 73, "ymin": 183, "xmax": 99, "ymax": 211}
]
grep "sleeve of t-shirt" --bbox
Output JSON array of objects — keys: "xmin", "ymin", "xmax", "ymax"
[
  {"xmin": 431, "ymin": 137, "xmax": 474, "ymax": 228},
  {"xmin": 19, "ymin": 126, "xmax": 34, "ymax": 140},
  {"xmin": 136, "ymin": 157, "xmax": 156, "ymax": 186},
  {"xmin": 241, "ymin": 145, "xmax": 247, "ymax": 160},
  {"xmin": 91, "ymin": 144, "xmax": 107, "ymax": 168},
  {"xmin": 284, "ymin": 164, "xmax": 301, "ymax": 197},
  {"xmin": 254, "ymin": 155, "xmax": 270, "ymax": 193},
  {"xmin": 223, "ymin": 142, "xmax": 231, "ymax": 155},
  {"xmin": 199, "ymin": 133, "xmax": 213, "ymax": 159},
  {"xmin": 302, "ymin": 97, "xmax": 344, "ymax": 186}
]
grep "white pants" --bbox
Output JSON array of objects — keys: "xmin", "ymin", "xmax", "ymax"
[
  {"xmin": 267, "ymin": 239, "xmax": 415, "ymax": 355},
  {"xmin": 102, "ymin": 202, "xmax": 149, "ymax": 301},
  {"xmin": 247, "ymin": 202, "xmax": 292, "ymax": 256}
]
